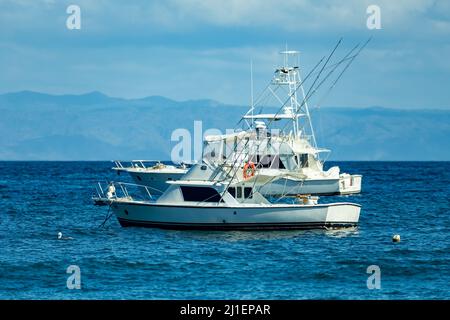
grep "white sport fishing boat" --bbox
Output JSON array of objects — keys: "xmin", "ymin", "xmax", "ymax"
[
  {"xmin": 95, "ymin": 163, "xmax": 360, "ymax": 230},
  {"xmin": 111, "ymin": 50, "xmax": 362, "ymax": 196}
]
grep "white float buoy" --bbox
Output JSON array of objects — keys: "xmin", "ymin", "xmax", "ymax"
[
  {"xmin": 392, "ymin": 234, "xmax": 401, "ymax": 242},
  {"xmin": 57, "ymin": 232, "xmax": 73, "ymax": 240}
]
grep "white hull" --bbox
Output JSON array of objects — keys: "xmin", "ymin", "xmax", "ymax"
[{"xmin": 111, "ymin": 200, "xmax": 360, "ymax": 230}]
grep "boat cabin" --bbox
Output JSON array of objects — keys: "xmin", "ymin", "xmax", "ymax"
[{"xmin": 158, "ymin": 181, "xmax": 270, "ymax": 206}]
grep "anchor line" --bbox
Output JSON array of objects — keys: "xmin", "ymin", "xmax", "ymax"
[{"xmin": 99, "ymin": 203, "xmax": 114, "ymax": 228}]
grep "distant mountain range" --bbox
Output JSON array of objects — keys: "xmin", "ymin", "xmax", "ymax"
[{"xmin": 0, "ymin": 91, "xmax": 449, "ymax": 161}]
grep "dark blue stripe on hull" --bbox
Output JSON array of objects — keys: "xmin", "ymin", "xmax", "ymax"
[{"xmin": 117, "ymin": 218, "xmax": 357, "ymax": 231}]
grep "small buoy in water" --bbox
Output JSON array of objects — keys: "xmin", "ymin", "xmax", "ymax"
[
  {"xmin": 57, "ymin": 232, "xmax": 73, "ymax": 240},
  {"xmin": 392, "ymin": 234, "xmax": 401, "ymax": 242}
]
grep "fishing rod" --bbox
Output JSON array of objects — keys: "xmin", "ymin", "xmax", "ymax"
[{"xmin": 314, "ymin": 37, "xmax": 372, "ymax": 109}]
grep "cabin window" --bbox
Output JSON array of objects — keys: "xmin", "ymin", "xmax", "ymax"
[
  {"xmin": 300, "ymin": 154, "xmax": 308, "ymax": 168},
  {"xmin": 244, "ymin": 187, "xmax": 253, "ymax": 199},
  {"xmin": 277, "ymin": 156, "xmax": 286, "ymax": 169},
  {"xmin": 251, "ymin": 154, "xmax": 274, "ymax": 168},
  {"xmin": 258, "ymin": 155, "xmax": 273, "ymax": 168},
  {"xmin": 236, "ymin": 187, "xmax": 242, "ymax": 198},
  {"xmin": 229, "ymin": 186, "xmax": 252, "ymax": 199},
  {"xmin": 180, "ymin": 186, "xmax": 223, "ymax": 202}
]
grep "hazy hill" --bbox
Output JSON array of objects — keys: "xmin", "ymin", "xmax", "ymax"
[{"xmin": 0, "ymin": 91, "xmax": 449, "ymax": 161}]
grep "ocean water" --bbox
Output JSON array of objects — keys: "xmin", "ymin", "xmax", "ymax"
[{"xmin": 0, "ymin": 161, "xmax": 449, "ymax": 299}]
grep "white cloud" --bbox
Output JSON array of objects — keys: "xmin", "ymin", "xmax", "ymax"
[
  {"xmin": 1, "ymin": 0, "xmax": 449, "ymax": 36},
  {"xmin": 142, "ymin": 0, "xmax": 447, "ymax": 33}
]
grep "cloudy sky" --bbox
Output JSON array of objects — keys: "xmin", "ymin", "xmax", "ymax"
[{"xmin": 1, "ymin": 0, "xmax": 449, "ymax": 108}]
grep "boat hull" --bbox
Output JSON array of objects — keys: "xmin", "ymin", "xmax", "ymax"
[{"xmin": 111, "ymin": 201, "xmax": 360, "ymax": 230}]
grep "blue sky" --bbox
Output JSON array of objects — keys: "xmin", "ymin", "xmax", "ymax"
[{"xmin": 1, "ymin": 0, "xmax": 450, "ymax": 108}]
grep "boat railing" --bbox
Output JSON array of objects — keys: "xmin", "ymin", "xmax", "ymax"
[
  {"xmin": 113, "ymin": 160, "xmax": 196, "ymax": 170},
  {"xmin": 113, "ymin": 160, "xmax": 164, "ymax": 170},
  {"xmin": 94, "ymin": 181, "xmax": 157, "ymax": 202}
]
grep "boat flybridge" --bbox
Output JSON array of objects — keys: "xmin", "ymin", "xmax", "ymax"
[
  {"xmin": 109, "ymin": 50, "xmax": 362, "ymax": 196},
  {"xmin": 94, "ymin": 161, "xmax": 360, "ymax": 230}
]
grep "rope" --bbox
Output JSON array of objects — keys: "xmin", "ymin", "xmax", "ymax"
[{"xmin": 99, "ymin": 204, "xmax": 114, "ymax": 228}]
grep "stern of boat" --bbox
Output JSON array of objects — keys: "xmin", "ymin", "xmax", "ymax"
[
  {"xmin": 339, "ymin": 174, "xmax": 362, "ymax": 195},
  {"xmin": 325, "ymin": 203, "xmax": 360, "ymax": 226}
]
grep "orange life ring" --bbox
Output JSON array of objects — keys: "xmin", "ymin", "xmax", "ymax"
[{"xmin": 243, "ymin": 161, "xmax": 256, "ymax": 179}]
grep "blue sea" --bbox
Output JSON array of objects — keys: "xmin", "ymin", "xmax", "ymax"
[{"xmin": 0, "ymin": 161, "xmax": 449, "ymax": 299}]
